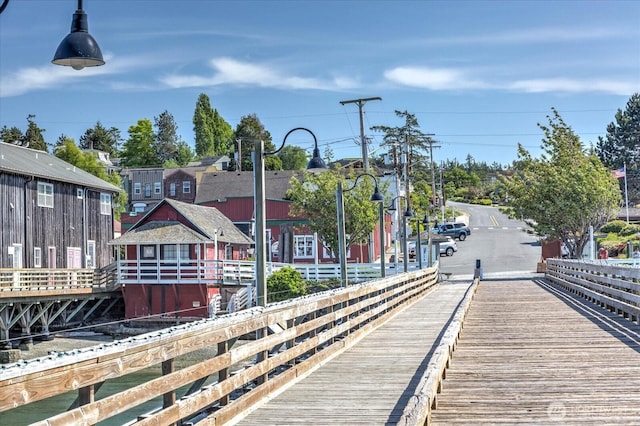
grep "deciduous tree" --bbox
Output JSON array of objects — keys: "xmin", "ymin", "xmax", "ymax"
[
  {"xmin": 120, "ymin": 119, "xmax": 158, "ymax": 167},
  {"xmin": 287, "ymin": 169, "xmax": 383, "ymax": 262},
  {"xmin": 506, "ymin": 109, "xmax": 621, "ymax": 257}
]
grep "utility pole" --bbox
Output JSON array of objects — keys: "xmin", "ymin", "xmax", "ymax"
[
  {"xmin": 339, "ymin": 97, "xmax": 381, "ymax": 171},
  {"xmin": 340, "ymin": 97, "xmax": 382, "ymax": 265}
]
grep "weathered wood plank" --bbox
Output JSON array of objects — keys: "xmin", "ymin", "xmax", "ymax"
[
  {"xmin": 430, "ymin": 278, "xmax": 640, "ymax": 425},
  {"xmin": 233, "ymin": 281, "xmax": 473, "ymax": 425}
]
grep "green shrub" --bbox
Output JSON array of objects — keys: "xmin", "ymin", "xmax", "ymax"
[
  {"xmin": 620, "ymin": 223, "xmax": 640, "ymax": 237},
  {"xmin": 600, "ymin": 220, "xmax": 628, "ymax": 233},
  {"xmin": 267, "ymin": 266, "xmax": 307, "ymax": 303}
]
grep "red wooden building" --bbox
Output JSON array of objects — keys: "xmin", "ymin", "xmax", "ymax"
[
  {"xmin": 109, "ymin": 198, "xmax": 253, "ymax": 319},
  {"xmin": 195, "ymin": 170, "xmax": 390, "ymax": 265}
]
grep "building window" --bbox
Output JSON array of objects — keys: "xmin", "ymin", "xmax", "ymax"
[
  {"xmin": 34, "ymin": 247, "xmax": 42, "ymax": 268},
  {"xmin": 294, "ymin": 235, "xmax": 314, "ymax": 258},
  {"xmin": 183, "ymin": 181, "xmax": 191, "ymax": 193},
  {"xmin": 87, "ymin": 240, "xmax": 96, "ymax": 268},
  {"xmin": 77, "ymin": 188, "xmax": 83, "ymax": 199},
  {"xmin": 141, "ymin": 245, "xmax": 156, "ymax": 259},
  {"xmin": 163, "ymin": 244, "xmax": 190, "ymax": 260},
  {"xmin": 37, "ymin": 182, "xmax": 54, "ymax": 208},
  {"xmin": 170, "ymin": 183, "xmax": 176, "ymax": 196},
  {"xmin": 154, "ymin": 182, "xmax": 161, "ymax": 194},
  {"xmin": 134, "ymin": 182, "xmax": 141, "ymax": 195},
  {"xmin": 145, "ymin": 183, "xmax": 151, "ymax": 198},
  {"xmin": 100, "ymin": 193, "xmax": 112, "ymax": 215}
]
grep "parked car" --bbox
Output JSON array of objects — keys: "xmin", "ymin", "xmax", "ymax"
[
  {"xmin": 439, "ymin": 236, "xmax": 458, "ymax": 256},
  {"xmin": 433, "ymin": 222, "xmax": 471, "ymax": 241},
  {"xmin": 402, "ymin": 236, "xmax": 458, "ymax": 260}
]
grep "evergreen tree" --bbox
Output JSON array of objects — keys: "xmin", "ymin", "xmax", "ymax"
[
  {"xmin": 79, "ymin": 122, "xmax": 121, "ymax": 156},
  {"xmin": 0, "ymin": 125, "xmax": 24, "ymax": 145},
  {"xmin": 154, "ymin": 110, "xmax": 180, "ymax": 164},
  {"xmin": 595, "ymin": 93, "xmax": 640, "ymax": 203},
  {"xmin": 23, "ymin": 115, "xmax": 48, "ymax": 151},
  {"xmin": 234, "ymin": 114, "xmax": 278, "ymax": 171},
  {"xmin": 193, "ymin": 93, "xmax": 233, "ymax": 157}
]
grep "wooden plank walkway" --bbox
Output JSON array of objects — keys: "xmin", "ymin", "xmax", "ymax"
[
  {"xmin": 430, "ymin": 278, "xmax": 640, "ymax": 425},
  {"xmin": 235, "ymin": 280, "xmax": 475, "ymax": 425}
]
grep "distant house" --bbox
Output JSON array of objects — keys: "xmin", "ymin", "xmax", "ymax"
[
  {"xmin": 164, "ymin": 167, "xmax": 199, "ymax": 204},
  {"xmin": 0, "ymin": 143, "xmax": 121, "ymax": 269},
  {"xmin": 120, "ymin": 167, "xmax": 165, "ymax": 213},
  {"xmin": 109, "ymin": 198, "xmax": 254, "ymax": 319},
  {"xmin": 186, "ymin": 155, "xmax": 230, "ymax": 170}
]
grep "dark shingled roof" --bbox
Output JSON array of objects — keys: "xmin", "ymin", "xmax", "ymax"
[
  {"xmin": 110, "ymin": 222, "xmax": 208, "ymax": 244},
  {"xmin": 195, "ymin": 170, "xmax": 301, "ymax": 203},
  {"xmin": 0, "ymin": 143, "xmax": 121, "ymax": 192},
  {"xmin": 110, "ymin": 198, "xmax": 253, "ymax": 245}
]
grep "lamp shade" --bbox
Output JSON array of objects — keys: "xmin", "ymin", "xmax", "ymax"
[
  {"xmin": 52, "ymin": 7, "xmax": 104, "ymax": 70},
  {"xmin": 306, "ymin": 146, "xmax": 327, "ymax": 171},
  {"xmin": 370, "ymin": 186, "xmax": 385, "ymax": 203}
]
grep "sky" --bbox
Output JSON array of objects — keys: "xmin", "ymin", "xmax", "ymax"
[{"xmin": 1, "ymin": 0, "xmax": 639, "ymax": 166}]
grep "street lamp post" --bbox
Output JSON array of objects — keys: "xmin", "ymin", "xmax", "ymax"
[
  {"xmin": 336, "ymin": 173, "xmax": 385, "ymax": 287},
  {"xmin": 254, "ymin": 128, "xmax": 326, "ymax": 307},
  {"xmin": 387, "ymin": 196, "xmax": 413, "ymax": 273}
]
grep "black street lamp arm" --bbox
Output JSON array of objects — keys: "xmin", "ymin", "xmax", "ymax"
[
  {"xmin": 343, "ymin": 172, "xmax": 384, "ymax": 203},
  {"xmin": 264, "ymin": 127, "xmax": 326, "ymax": 170}
]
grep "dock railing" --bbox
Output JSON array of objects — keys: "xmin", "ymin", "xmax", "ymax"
[{"xmin": 0, "ymin": 266, "xmax": 438, "ymax": 425}]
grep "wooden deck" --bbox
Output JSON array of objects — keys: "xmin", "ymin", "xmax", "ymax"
[
  {"xmin": 430, "ymin": 278, "xmax": 640, "ymax": 425},
  {"xmin": 235, "ymin": 280, "xmax": 475, "ymax": 425}
]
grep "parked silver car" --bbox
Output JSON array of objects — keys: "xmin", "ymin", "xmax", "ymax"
[{"xmin": 439, "ymin": 236, "xmax": 458, "ymax": 257}]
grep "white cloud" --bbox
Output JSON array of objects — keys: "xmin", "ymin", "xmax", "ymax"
[
  {"xmin": 508, "ymin": 78, "xmax": 638, "ymax": 96},
  {"xmin": 0, "ymin": 53, "xmax": 169, "ymax": 97},
  {"xmin": 384, "ymin": 65, "xmax": 639, "ymax": 96},
  {"xmin": 384, "ymin": 66, "xmax": 489, "ymax": 90},
  {"xmin": 160, "ymin": 57, "xmax": 359, "ymax": 91}
]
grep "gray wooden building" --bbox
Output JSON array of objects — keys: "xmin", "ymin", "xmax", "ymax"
[{"xmin": 0, "ymin": 143, "xmax": 121, "ymax": 269}]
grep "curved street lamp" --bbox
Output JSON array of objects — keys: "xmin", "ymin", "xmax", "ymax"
[
  {"xmin": 254, "ymin": 127, "xmax": 326, "ymax": 307},
  {"xmin": 52, "ymin": 0, "xmax": 105, "ymax": 70},
  {"xmin": 336, "ymin": 173, "xmax": 385, "ymax": 287}
]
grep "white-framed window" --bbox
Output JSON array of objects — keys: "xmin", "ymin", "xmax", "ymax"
[
  {"xmin": 86, "ymin": 240, "xmax": 96, "ymax": 268},
  {"xmin": 37, "ymin": 182, "xmax": 54, "ymax": 208},
  {"xmin": 34, "ymin": 247, "xmax": 42, "ymax": 268},
  {"xmin": 163, "ymin": 244, "xmax": 190, "ymax": 260},
  {"xmin": 141, "ymin": 245, "xmax": 156, "ymax": 259},
  {"xmin": 170, "ymin": 183, "xmax": 176, "ymax": 196},
  {"xmin": 294, "ymin": 235, "xmax": 315, "ymax": 258},
  {"xmin": 183, "ymin": 181, "xmax": 190, "ymax": 193},
  {"xmin": 134, "ymin": 182, "xmax": 141, "ymax": 195},
  {"xmin": 145, "ymin": 183, "xmax": 151, "ymax": 198},
  {"xmin": 77, "ymin": 188, "xmax": 83, "ymax": 199},
  {"xmin": 154, "ymin": 182, "xmax": 161, "ymax": 194},
  {"xmin": 100, "ymin": 193, "xmax": 112, "ymax": 215}
]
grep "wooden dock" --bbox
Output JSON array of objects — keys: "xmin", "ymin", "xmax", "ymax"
[
  {"xmin": 235, "ymin": 280, "xmax": 475, "ymax": 425},
  {"xmin": 430, "ymin": 278, "xmax": 640, "ymax": 425}
]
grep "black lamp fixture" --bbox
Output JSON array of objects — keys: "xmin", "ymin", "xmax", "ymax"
[
  {"xmin": 52, "ymin": 0, "xmax": 104, "ymax": 70},
  {"xmin": 422, "ymin": 214, "xmax": 429, "ymax": 225}
]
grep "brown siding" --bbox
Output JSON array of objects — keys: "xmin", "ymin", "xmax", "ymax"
[{"xmin": 1, "ymin": 173, "xmax": 115, "ymax": 269}]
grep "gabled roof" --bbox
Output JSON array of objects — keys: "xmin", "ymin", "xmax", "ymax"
[
  {"xmin": 110, "ymin": 221, "xmax": 208, "ymax": 244},
  {"xmin": 111, "ymin": 198, "xmax": 254, "ymax": 245},
  {"xmin": 195, "ymin": 170, "xmax": 301, "ymax": 203},
  {"xmin": 0, "ymin": 143, "xmax": 121, "ymax": 192}
]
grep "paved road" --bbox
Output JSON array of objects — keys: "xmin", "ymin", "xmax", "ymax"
[{"xmin": 439, "ymin": 201, "xmax": 541, "ymax": 279}]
